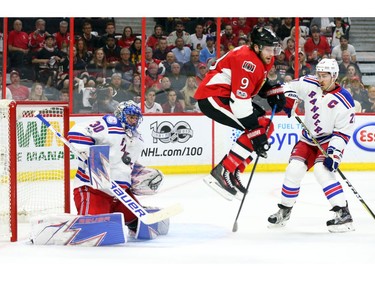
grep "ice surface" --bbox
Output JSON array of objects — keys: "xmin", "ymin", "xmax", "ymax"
[{"xmin": 1, "ymin": 171, "xmax": 374, "ymax": 280}]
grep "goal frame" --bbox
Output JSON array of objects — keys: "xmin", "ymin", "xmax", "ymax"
[{"xmin": 5, "ymin": 100, "xmax": 70, "ymax": 242}]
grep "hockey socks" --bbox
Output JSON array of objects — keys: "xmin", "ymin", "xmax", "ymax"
[{"xmin": 221, "ymin": 129, "xmax": 255, "ymax": 174}]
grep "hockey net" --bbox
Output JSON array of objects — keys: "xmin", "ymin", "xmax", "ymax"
[{"xmin": 0, "ymin": 100, "xmax": 70, "ymax": 242}]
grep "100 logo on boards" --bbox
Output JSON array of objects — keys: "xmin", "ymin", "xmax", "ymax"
[
  {"xmin": 141, "ymin": 120, "xmax": 203, "ymax": 159},
  {"xmin": 150, "ymin": 121, "xmax": 193, "ymax": 144}
]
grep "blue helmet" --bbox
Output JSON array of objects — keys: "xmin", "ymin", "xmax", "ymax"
[{"xmin": 114, "ymin": 100, "xmax": 143, "ymax": 131}]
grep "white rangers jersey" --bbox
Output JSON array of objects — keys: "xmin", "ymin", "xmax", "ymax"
[
  {"xmin": 67, "ymin": 114, "xmax": 144, "ymax": 190},
  {"xmin": 283, "ymin": 75, "xmax": 356, "ymax": 152}
]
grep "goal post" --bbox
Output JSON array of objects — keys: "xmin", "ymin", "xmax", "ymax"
[{"xmin": 0, "ymin": 100, "xmax": 70, "ymax": 242}]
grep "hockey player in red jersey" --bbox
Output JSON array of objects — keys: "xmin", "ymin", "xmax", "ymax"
[
  {"xmin": 194, "ymin": 26, "xmax": 285, "ymax": 200},
  {"xmin": 268, "ymin": 58, "xmax": 356, "ymax": 233}
]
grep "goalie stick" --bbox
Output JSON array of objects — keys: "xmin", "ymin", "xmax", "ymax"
[
  {"xmin": 33, "ymin": 111, "xmax": 183, "ymax": 225},
  {"xmin": 232, "ymin": 105, "xmax": 277, "ymax": 232},
  {"xmin": 294, "ymin": 114, "xmax": 375, "ymax": 220}
]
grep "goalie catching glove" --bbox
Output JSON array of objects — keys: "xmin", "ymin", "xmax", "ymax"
[
  {"xmin": 323, "ymin": 146, "xmax": 342, "ymax": 172},
  {"xmin": 131, "ymin": 163, "xmax": 164, "ymax": 195}
]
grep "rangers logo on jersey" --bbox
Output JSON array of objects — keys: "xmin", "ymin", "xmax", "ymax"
[{"xmin": 242, "ymin": 60, "xmax": 256, "ymax": 73}]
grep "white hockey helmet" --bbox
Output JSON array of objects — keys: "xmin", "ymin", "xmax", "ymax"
[{"xmin": 316, "ymin": 58, "xmax": 339, "ymax": 81}]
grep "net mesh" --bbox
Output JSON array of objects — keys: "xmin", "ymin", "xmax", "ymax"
[{"xmin": 0, "ymin": 101, "xmax": 68, "ymax": 240}]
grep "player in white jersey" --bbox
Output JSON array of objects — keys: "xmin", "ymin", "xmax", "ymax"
[
  {"xmin": 68, "ymin": 95, "xmax": 166, "ymax": 239},
  {"xmin": 268, "ymin": 58, "xmax": 356, "ymax": 233}
]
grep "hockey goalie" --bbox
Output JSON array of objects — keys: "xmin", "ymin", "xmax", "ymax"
[{"xmin": 30, "ymin": 97, "xmax": 168, "ymax": 246}]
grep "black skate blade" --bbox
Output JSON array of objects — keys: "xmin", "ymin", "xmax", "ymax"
[{"xmin": 203, "ymin": 175, "xmax": 235, "ymax": 201}]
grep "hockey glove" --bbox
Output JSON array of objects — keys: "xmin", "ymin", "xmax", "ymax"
[
  {"xmin": 149, "ymin": 170, "xmax": 164, "ymax": 191},
  {"xmin": 323, "ymin": 146, "xmax": 342, "ymax": 172},
  {"xmin": 265, "ymin": 85, "xmax": 286, "ymax": 113},
  {"xmin": 247, "ymin": 126, "xmax": 270, "ymax": 158},
  {"xmin": 283, "ymin": 107, "xmax": 293, "ymax": 118},
  {"xmin": 283, "ymin": 97, "xmax": 298, "ymax": 118}
]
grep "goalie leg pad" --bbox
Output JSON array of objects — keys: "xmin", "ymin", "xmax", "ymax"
[
  {"xmin": 30, "ymin": 213, "xmax": 127, "ymax": 246},
  {"xmin": 130, "ymin": 207, "xmax": 170, "ymax": 240}
]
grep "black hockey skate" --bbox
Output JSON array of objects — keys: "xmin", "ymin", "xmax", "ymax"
[
  {"xmin": 230, "ymin": 169, "xmax": 247, "ymax": 194},
  {"xmin": 327, "ymin": 202, "xmax": 355, "ymax": 233},
  {"xmin": 203, "ymin": 163, "xmax": 237, "ymax": 201},
  {"xmin": 268, "ymin": 204, "xmax": 293, "ymax": 227}
]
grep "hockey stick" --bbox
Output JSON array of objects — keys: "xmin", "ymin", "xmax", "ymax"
[
  {"xmin": 294, "ymin": 114, "xmax": 375, "ymax": 220},
  {"xmin": 33, "ymin": 111, "xmax": 183, "ymax": 225},
  {"xmin": 232, "ymin": 105, "xmax": 277, "ymax": 232}
]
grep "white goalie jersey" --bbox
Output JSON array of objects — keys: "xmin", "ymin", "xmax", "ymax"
[
  {"xmin": 283, "ymin": 75, "xmax": 356, "ymax": 152},
  {"xmin": 68, "ymin": 114, "xmax": 163, "ymax": 194},
  {"xmin": 68, "ymin": 114, "xmax": 143, "ymax": 190}
]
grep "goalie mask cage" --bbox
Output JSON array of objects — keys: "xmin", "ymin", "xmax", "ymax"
[{"xmin": 0, "ymin": 100, "xmax": 70, "ymax": 242}]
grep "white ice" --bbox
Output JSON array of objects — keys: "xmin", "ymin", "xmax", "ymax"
[{"xmin": 1, "ymin": 171, "xmax": 375, "ymax": 280}]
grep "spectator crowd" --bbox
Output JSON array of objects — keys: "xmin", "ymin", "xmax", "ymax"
[{"xmin": 1, "ymin": 17, "xmax": 375, "ymax": 114}]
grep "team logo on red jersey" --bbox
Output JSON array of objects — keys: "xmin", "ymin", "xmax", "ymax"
[{"xmin": 242, "ymin": 61, "xmax": 256, "ymax": 72}]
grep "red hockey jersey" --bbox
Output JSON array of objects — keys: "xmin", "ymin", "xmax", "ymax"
[{"xmin": 194, "ymin": 45, "xmax": 274, "ymax": 101}]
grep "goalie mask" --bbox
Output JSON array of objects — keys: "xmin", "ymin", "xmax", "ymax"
[
  {"xmin": 250, "ymin": 26, "xmax": 281, "ymax": 56},
  {"xmin": 114, "ymin": 100, "xmax": 143, "ymax": 132}
]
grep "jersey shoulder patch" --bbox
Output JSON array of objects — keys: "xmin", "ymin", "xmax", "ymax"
[
  {"xmin": 332, "ymin": 87, "xmax": 355, "ymax": 108},
  {"xmin": 104, "ymin": 115, "xmax": 118, "ymax": 125},
  {"xmin": 242, "ymin": 60, "xmax": 256, "ymax": 73}
]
